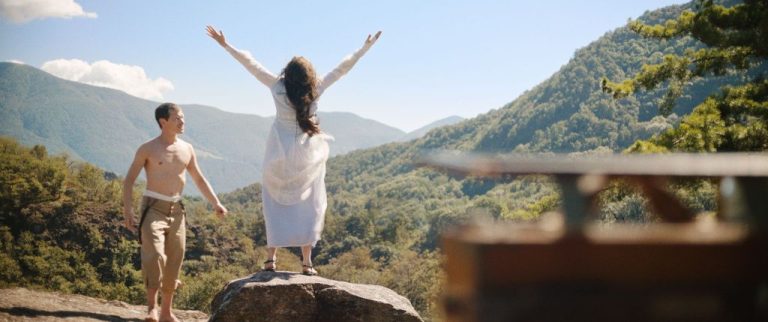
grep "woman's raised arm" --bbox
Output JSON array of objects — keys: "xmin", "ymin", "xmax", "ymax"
[
  {"xmin": 206, "ymin": 25, "xmax": 278, "ymax": 88},
  {"xmin": 318, "ymin": 31, "xmax": 382, "ymax": 95}
]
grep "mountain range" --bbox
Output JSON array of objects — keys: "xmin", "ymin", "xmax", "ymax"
[
  {"xmin": 1, "ymin": 0, "xmax": 759, "ymax": 205},
  {"xmin": 0, "ymin": 62, "xmax": 459, "ymax": 194}
]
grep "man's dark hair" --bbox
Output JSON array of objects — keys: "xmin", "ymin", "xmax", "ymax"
[{"xmin": 155, "ymin": 103, "xmax": 180, "ymax": 128}]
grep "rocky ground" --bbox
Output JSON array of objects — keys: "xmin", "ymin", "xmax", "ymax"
[{"xmin": 0, "ymin": 288, "xmax": 208, "ymax": 322}]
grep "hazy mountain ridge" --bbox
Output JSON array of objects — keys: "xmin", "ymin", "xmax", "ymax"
[
  {"xmin": 0, "ymin": 62, "xmax": 445, "ymax": 194},
  {"xmin": 317, "ymin": 111, "xmax": 406, "ymax": 155},
  {"xmin": 399, "ymin": 115, "xmax": 464, "ymax": 142}
]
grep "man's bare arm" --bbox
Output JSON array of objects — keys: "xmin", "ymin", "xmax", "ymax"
[
  {"xmin": 187, "ymin": 145, "xmax": 228, "ymax": 218},
  {"xmin": 122, "ymin": 145, "xmax": 147, "ymax": 233}
]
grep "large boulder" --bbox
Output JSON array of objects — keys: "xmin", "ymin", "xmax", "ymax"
[{"xmin": 209, "ymin": 271, "xmax": 424, "ymax": 322}]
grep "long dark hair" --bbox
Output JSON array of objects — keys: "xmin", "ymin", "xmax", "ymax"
[{"xmin": 282, "ymin": 56, "xmax": 320, "ymax": 136}]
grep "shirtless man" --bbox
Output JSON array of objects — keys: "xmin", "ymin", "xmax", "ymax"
[{"xmin": 123, "ymin": 102, "xmax": 227, "ymax": 322}]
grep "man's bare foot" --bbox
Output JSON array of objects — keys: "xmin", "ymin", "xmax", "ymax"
[
  {"xmin": 159, "ymin": 312, "xmax": 180, "ymax": 322},
  {"xmin": 144, "ymin": 307, "xmax": 159, "ymax": 322}
]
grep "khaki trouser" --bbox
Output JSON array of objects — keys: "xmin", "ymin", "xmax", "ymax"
[{"xmin": 139, "ymin": 196, "xmax": 185, "ymax": 294}]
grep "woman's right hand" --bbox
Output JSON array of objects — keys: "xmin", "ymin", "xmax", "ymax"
[
  {"xmin": 206, "ymin": 25, "xmax": 227, "ymax": 47},
  {"xmin": 365, "ymin": 31, "xmax": 382, "ymax": 47}
]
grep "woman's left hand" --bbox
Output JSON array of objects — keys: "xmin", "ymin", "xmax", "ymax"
[{"xmin": 206, "ymin": 25, "xmax": 227, "ymax": 47}]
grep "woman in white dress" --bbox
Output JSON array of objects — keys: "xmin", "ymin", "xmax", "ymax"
[{"xmin": 207, "ymin": 25, "xmax": 381, "ymax": 275}]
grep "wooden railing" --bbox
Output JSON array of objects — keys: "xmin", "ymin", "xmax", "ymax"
[{"xmin": 419, "ymin": 152, "xmax": 768, "ymax": 322}]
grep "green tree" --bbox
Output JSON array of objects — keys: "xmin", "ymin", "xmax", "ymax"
[
  {"xmin": 602, "ymin": 0, "xmax": 768, "ymax": 152},
  {"xmin": 0, "ymin": 137, "xmax": 67, "ymax": 212}
]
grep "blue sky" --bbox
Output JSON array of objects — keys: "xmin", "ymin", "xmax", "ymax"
[{"xmin": 0, "ymin": 0, "xmax": 688, "ymax": 131}]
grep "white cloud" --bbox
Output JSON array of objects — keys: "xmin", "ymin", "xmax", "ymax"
[
  {"xmin": 41, "ymin": 59, "xmax": 174, "ymax": 101},
  {"xmin": 5, "ymin": 59, "xmax": 24, "ymax": 64},
  {"xmin": 0, "ymin": 0, "xmax": 97, "ymax": 23}
]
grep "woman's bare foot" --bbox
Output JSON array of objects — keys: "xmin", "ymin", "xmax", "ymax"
[
  {"xmin": 144, "ymin": 307, "xmax": 159, "ymax": 322},
  {"xmin": 302, "ymin": 264, "xmax": 317, "ymax": 276},
  {"xmin": 263, "ymin": 259, "xmax": 276, "ymax": 272}
]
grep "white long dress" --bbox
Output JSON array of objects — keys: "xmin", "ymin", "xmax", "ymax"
[{"xmin": 224, "ymin": 41, "xmax": 373, "ymax": 247}]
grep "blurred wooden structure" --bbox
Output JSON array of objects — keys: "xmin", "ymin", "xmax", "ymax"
[{"xmin": 419, "ymin": 152, "xmax": 768, "ymax": 322}]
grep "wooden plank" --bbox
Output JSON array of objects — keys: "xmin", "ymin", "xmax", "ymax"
[
  {"xmin": 442, "ymin": 223, "xmax": 768, "ymax": 322},
  {"xmin": 429, "ymin": 152, "xmax": 768, "ymax": 321},
  {"xmin": 444, "ymin": 284, "xmax": 758, "ymax": 322},
  {"xmin": 418, "ymin": 152, "xmax": 768, "ymax": 177},
  {"xmin": 444, "ymin": 223, "xmax": 764, "ymax": 286}
]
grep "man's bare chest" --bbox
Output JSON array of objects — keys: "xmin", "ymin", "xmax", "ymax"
[{"xmin": 147, "ymin": 145, "xmax": 191, "ymax": 172}]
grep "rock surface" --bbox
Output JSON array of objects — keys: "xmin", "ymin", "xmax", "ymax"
[
  {"xmin": 210, "ymin": 271, "xmax": 423, "ymax": 322},
  {"xmin": 0, "ymin": 287, "xmax": 207, "ymax": 321}
]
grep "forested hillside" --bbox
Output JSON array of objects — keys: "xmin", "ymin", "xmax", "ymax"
[
  {"xmin": 316, "ymin": 0, "xmax": 765, "ymax": 257},
  {"xmin": 0, "ymin": 136, "xmax": 442, "ymax": 318}
]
